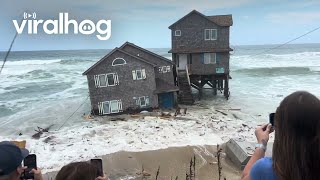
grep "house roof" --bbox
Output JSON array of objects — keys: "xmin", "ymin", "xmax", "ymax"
[
  {"xmin": 82, "ymin": 48, "xmax": 156, "ymax": 75},
  {"xmin": 154, "ymin": 78, "xmax": 179, "ymax": 94},
  {"xmin": 168, "ymin": 48, "xmax": 233, "ymax": 53},
  {"xmin": 120, "ymin": 42, "xmax": 174, "ymax": 65},
  {"xmin": 207, "ymin": 15, "xmax": 233, "ymax": 27},
  {"xmin": 168, "ymin": 10, "xmax": 233, "ymax": 29}
]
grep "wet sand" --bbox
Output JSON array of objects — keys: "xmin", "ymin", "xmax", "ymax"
[{"xmin": 44, "ymin": 145, "xmax": 241, "ymax": 180}]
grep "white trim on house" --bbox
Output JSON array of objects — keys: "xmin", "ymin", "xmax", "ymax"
[
  {"xmin": 94, "ymin": 73, "xmax": 119, "ymax": 88},
  {"xmin": 175, "ymin": 30, "xmax": 181, "ymax": 36},
  {"xmin": 204, "ymin": 29, "xmax": 217, "ymax": 40},
  {"xmin": 205, "ymin": 29, "xmax": 211, "ymax": 40},
  {"xmin": 112, "ymin": 58, "xmax": 127, "ymax": 66},
  {"xmin": 204, "ymin": 53, "xmax": 216, "ymax": 64},
  {"xmin": 210, "ymin": 29, "xmax": 217, "ymax": 40},
  {"xmin": 158, "ymin": 66, "xmax": 171, "ymax": 73},
  {"xmin": 132, "ymin": 69, "xmax": 146, "ymax": 80},
  {"xmin": 134, "ymin": 96, "xmax": 150, "ymax": 107},
  {"xmin": 136, "ymin": 70, "xmax": 143, "ymax": 80},
  {"xmin": 99, "ymin": 99, "xmax": 123, "ymax": 115}
]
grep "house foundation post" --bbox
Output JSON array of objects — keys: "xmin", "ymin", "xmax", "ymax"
[{"xmin": 224, "ymin": 74, "xmax": 230, "ymax": 99}]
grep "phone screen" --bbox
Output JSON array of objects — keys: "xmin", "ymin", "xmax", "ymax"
[
  {"xmin": 23, "ymin": 154, "xmax": 37, "ymax": 179},
  {"xmin": 269, "ymin": 113, "xmax": 275, "ymax": 126},
  {"xmin": 90, "ymin": 159, "xmax": 103, "ymax": 177}
]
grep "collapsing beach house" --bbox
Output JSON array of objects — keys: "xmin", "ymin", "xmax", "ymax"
[
  {"xmin": 169, "ymin": 10, "xmax": 233, "ymax": 104},
  {"xmin": 83, "ymin": 42, "xmax": 179, "ymax": 115}
]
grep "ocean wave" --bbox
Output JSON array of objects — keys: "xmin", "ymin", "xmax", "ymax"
[
  {"xmin": 233, "ymin": 66, "xmax": 320, "ymax": 76},
  {"xmin": 265, "ymin": 51, "xmax": 320, "ymax": 58},
  {"xmin": 58, "ymin": 59, "xmax": 93, "ymax": 65},
  {"xmin": 233, "ymin": 51, "xmax": 320, "ymax": 58},
  {"xmin": 8, "ymin": 69, "xmax": 54, "ymax": 79},
  {"xmin": 6, "ymin": 59, "xmax": 61, "ymax": 66}
]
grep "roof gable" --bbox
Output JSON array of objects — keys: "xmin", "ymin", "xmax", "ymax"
[
  {"xmin": 119, "ymin": 42, "xmax": 174, "ymax": 65},
  {"xmin": 82, "ymin": 48, "xmax": 156, "ymax": 75},
  {"xmin": 168, "ymin": 10, "xmax": 232, "ymax": 29}
]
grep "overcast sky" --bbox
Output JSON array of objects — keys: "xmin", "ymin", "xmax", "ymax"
[{"xmin": 1, "ymin": 0, "xmax": 320, "ymax": 51}]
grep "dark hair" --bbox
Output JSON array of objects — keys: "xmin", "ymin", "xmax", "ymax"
[
  {"xmin": 272, "ymin": 91, "xmax": 320, "ymax": 180},
  {"xmin": 55, "ymin": 162, "xmax": 98, "ymax": 180}
]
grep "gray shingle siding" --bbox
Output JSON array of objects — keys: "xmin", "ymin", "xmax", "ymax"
[
  {"xmin": 86, "ymin": 50, "xmax": 158, "ymax": 114},
  {"xmin": 121, "ymin": 44, "xmax": 176, "ymax": 89},
  {"xmin": 171, "ymin": 12, "xmax": 230, "ymax": 52},
  {"xmin": 189, "ymin": 52, "xmax": 229, "ymax": 75}
]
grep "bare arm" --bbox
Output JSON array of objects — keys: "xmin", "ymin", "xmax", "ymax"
[
  {"xmin": 241, "ymin": 124, "xmax": 272, "ymax": 180},
  {"xmin": 241, "ymin": 148, "xmax": 265, "ymax": 179}
]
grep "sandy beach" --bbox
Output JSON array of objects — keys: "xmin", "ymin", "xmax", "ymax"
[{"xmin": 43, "ymin": 145, "xmax": 241, "ymax": 180}]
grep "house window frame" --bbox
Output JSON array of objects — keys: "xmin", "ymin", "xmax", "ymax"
[
  {"xmin": 175, "ymin": 30, "xmax": 181, "ymax": 36},
  {"xmin": 112, "ymin": 58, "xmax": 126, "ymax": 66},
  {"xmin": 106, "ymin": 73, "xmax": 116, "ymax": 86},
  {"xmin": 98, "ymin": 74, "xmax": 108, "ymax": 87},
  {"xmin": 134, "ymin": 96, "xmax": 150, "ymax": 107},
  {"xmin": 100, "ymin": 100, "xmax": 122, "ymax": 115},
  {"xmin": 136, "ymin": 70, "xmax": 143, "ymax": 80},
  {"xmin": 203, "ymin": 53, "xmax": 217, "ymax": 64},
  {"xmin": 132, "ymin": 69, "xmax": 146, "ymax": 80},
  {"xmin": 110, "ymin": 100, "xmax": 120, "ymax": 113},
  {"xmin": 204, "ymin": 29, "xmax": 217, "ymax": 40},
  {"xmin": 102, "ymin": 101, "xmax": 110, "ymax": 114},
  {"xmin": 139, "ymin": 96, "xmax": 147, "ymax": 107},
  {"xmin": 95, "ymin": 73, "xmax": 119, "ymax": 87},
  {"xmin": 159, "ymin": 66, "xmax": 171, "ymax": 73}
]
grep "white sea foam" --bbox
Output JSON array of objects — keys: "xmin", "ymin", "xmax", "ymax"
[
  {"xmin": 5, "ymin": 59, "xmax": 62, "ymax": 66},
  {"xmin": 0, "ymin": 104, "xmax": 263, "ymax": 173}
]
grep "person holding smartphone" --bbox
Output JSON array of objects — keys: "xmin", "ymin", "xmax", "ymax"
[
  {"xmin": 241, "ymin": 91, "xmax": 320, "ymax": 180},
  {"xmin": 0, "ymin": 141, "xmax": 43, "ymax": 180}
]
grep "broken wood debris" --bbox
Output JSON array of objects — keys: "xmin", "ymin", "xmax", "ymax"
[
  {"xmin": 32, "ymin": 125, "xmax": 54, "ymax": 139},
  {"xmin": 215, "ymin": 110, "xmax": 228, "ymax": 116},
  {"xmin": 110, "ymin": 117, "xmax": 126, "ymax": 121}
]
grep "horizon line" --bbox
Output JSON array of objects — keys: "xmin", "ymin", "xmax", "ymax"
[{"xmin": 1, "ymin": 42, "xmax": 320, "ymax": 53}]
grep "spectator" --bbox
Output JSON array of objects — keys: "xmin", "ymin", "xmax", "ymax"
[
  {"xmin": 0, "ymin": 141, "xmax": 43, "ymax": 180},
  {"xmin": 55, "ymin": 162, "xmax": 108, "ymax": 180},
  {"xmin": 242, "ymin": 91, "xmax": 320, "ymax": 180}
]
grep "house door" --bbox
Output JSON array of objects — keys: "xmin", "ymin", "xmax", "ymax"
[
  {"xmin": 178, "ymin": 54, "xmax": 188, "ymax": 70},
  {"xmin": 159, "ymin": 92, "xmax": 174, "ymax": 109}
]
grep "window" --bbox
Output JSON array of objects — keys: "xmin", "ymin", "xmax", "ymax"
[
  {"xmin": 102, "ymin": 101, "xmax": 110, "ymax": 114},
  {"xmin": 175, "ymin": 30, "xmax": 181, "ymax": 36},
  {"xmin": 132, "ymin": 69, "xmax": 146, "ymax": 80},
  {"xmin": 136, "ymin": 70, "xmax": 142, "ymax": 79},
  {"xmin": 140, "ymin": 97, "xmax": 146, "ymax": 107},
  {"xmin": 112, "ymin": 58, "xmax": 126, "ymax": 66},
  {"xmin": 203, "ymin": 53, "xmax": 216, "ymax": 64},
  {"xmin": 98, "ymin": 100, "xmax": 122, "ymax": 115},
  {"xmin": 107, "ymin": 74, "xmax": 115, "ymax": 86},
  {"xmin": 98, "ymin": 74, "xmax": 107, "ymax": 87},
  {"xmin": 205, "ymin": 29, "xmax": 217, "ymax": 40},
  {"xmin": 205, "ymin": 29, "xmax": 210, "ymax": 40},
  {"xmin": 134, "ymin": 96, "xmax": 150, "ymax": 107},
  {"xmin": 110, "ymin": 100, "xmax": 120, "ymax": 113},
  {"xmin": 158, "ymin": 66, "xmax": 171, "ymax": 73},
  {"xmin": 94, "ymin": 73, "xmax": 119, "ymax": 88}
]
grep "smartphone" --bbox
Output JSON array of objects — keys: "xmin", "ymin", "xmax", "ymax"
[
  {"xmin": 23, "ymin": 154, "xmax": 37, "ymax": 179},
  {"xmin": 269, "ymin": 113, "xmax": 275, "ymax": 126},
  {"xmin": 90, "ymin": 159, "xmax": 103, "ymax": 177}
]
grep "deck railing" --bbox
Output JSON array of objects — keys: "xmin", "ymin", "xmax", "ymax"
[{"xmin": 185, "ymin": 64, "xmax": 191, "ymax": 86}]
